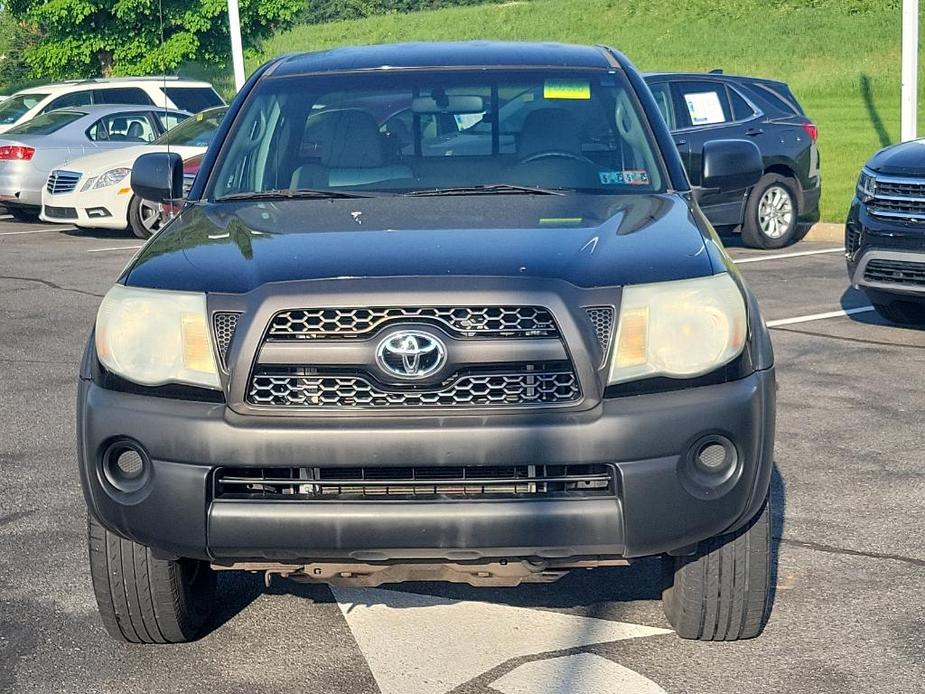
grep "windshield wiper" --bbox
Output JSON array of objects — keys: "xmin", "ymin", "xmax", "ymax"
[
  {"xmin": 216, "ymin": 188, "xmax": 380, "ymax": 202},
  {"xmin": 403, "ymin": 184, "xmax": 566, "ymax": 197}
]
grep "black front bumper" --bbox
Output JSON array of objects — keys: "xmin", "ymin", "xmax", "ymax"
[
  {"xmin": 78, "ymin": 367, "xmax": 775, "ymax": 564},
  {"xmin": 846, "ymin": 199, "xmax": 925, "ymax": 301}
]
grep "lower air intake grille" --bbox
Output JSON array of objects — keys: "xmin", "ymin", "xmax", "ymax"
[
  {"xmin": 248, "ymin": 365, "xmax": 580, "ymax": 409},
  {"xmin": 845, "ymin": 226, "xmax": 861, "ymax": 255},
  {"xmin": 864, "ymin": 259, "xmax": 925, "ymax": 287},
  {"xmin": 212, "ymin": 312, "xmax": 241, "ymax": 368},
  {"xmin": 214, "ymin": 464, "xmax": 614, "ymax": 500}
]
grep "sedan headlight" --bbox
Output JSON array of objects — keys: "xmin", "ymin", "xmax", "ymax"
[
  {"xmin": 95, "ymin": 284, "xmax": 220, "ymax": 389},
  {"xmin": 609, "ymin": 273, "xmax": 747, "ymax": 385},
  {"xmin": 857, "ymin": 169, "xmax": 877, "ymax": 202},
  {"xmin": 85, "ymin": 167, "xmax": 132, "ymax": 191}
]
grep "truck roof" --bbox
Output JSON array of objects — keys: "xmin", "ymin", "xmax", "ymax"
[{"xmin": 269, "ymin": 41, "xmax": 619, "ymax": 77}]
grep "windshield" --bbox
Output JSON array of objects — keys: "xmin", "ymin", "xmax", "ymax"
[
  {"xmin": 209, "ymin": 70, "xmax": 665, "ymax": 199},
  {"xmin": 6, "ymin": 110, "xmax": 83, "ymax": 135},
  {"xmin": 154, "ymin": 107, "xmax": 227, "ymax": 147},
  {"xmin": 0, "ymin": 93, "xmax": 49, "ymax": 125}
]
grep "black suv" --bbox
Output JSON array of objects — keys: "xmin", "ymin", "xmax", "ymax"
[
  {"xmin": 79, "ymin": 42, "xmax": 777, "ymax": 644},
  {"xmin": 645, "ymin": 71, "xmax": 820, "ymax": 248},
  {"xmin": 846, "ymin": 143, "xmax": 925, "ymax": 325}
]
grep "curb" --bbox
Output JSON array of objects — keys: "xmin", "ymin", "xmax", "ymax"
[{"xmin": 802, "ymin": 222, "xmax": 845, "ymax": 244}]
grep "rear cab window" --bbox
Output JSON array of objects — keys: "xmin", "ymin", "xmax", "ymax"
[
  {"xmin": 209, "ymin": 69, "xmax": 666, "ymax": 199},
  {"xmin": 6, "ymin": 110, "xmax": 84, "ymax": 135},
  {"xmin": 0, "ymin": 93, "xmax": 49, "ymax": 125},
  {"xmin": 161, "ymin": 87, "xmax": 224, "ymax": 113}
]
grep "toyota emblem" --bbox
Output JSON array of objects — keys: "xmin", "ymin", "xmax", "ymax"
[{"xmin": 376, "ymin": 331, "xmax": 447, "ymax": 379}]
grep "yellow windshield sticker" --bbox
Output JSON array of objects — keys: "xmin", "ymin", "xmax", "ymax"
[{"xmin": 544, "ymin": 79, "xmax": 591, "ymax": 100}]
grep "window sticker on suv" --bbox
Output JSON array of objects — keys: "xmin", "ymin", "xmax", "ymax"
[
  {"xmin": 543, "ymin": 79, "xmax": 591, "ymax": 100},
  {"xmin": 684, "ymin": 91, "xmax": 726, "ymax": 125}
]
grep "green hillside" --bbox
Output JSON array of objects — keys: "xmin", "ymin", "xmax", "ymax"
[{"xmin": 246, "ymin": 0, "xmax": 923, "ymax": 222}]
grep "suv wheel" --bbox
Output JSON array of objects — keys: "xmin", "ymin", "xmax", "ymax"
[
  {"xmin": 661, "ymin": 495, "xmax": 771, "ymax": 641},
  {"xmin": 87, "ymin": 513, "xmax": 216, "ymax": 643},
  {"xmin": 741, "ymin": 174, "xmax": 799, "ymax": 249},
  {"xmin": 872, "ymin": 300, "xmax": 925, "ymax": 326},
  {"xmin": 128, "ymin": 196, "xmax": 164, "ymax": 239}
]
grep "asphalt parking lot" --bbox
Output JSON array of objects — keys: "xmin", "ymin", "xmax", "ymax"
[{"xmin": 0, "ymin": 218, "xmax": 923, "ymax": 694}]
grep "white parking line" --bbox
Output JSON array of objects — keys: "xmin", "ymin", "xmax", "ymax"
[
  {"xmin": 0, "ymin": 226, "xmax": 72, "ymax": 236},
  {"xmin": 87, "ymin": 245, "xmax": 143, "ymax": 253},
  {"xmin": 767, "ymin": 306, "xmax": 876, "ymax": 328},
  {"xmin": 733, "ymin": 247, "xmax": 844, "ymax": 264}
]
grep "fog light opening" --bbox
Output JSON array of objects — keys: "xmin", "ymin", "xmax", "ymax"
[
  {"xmin": 696, "ymin": 441, "xmax": 731, "ymax": 471},
  {"xmin": 102, "ymin": 440, "xmax": 150, "ymax": 494},
  {"xmin": 680, "ymin": 434, "xmax": 742, "ymax": 500}
]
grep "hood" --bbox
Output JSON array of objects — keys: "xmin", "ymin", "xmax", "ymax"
[
  {"xmin": 866, "ymin": 139, "xmax": 925, "ymax": 176},
  {"xmin": 64, "ymin": 144, "xmax": 205, "ymax": 175},
  {"xmin": 124, "ymin": 193, "xmax": 714, "ymax": 294}
]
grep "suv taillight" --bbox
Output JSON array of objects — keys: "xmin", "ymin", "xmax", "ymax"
[
  {"xmin": 0, "ymin": 145, "xmax": 35, "ymax": 161},
  {"xmin": 801, "ymin": 123, "xmax": 818, "ymax": 142}
]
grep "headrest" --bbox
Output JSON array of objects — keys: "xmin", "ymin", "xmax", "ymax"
[
  {"xmin": 518, "ymin": 108, "xmax": 582, "ymax": 159},
  {"xmin": 304, "ymin": 109, "xmax": 387, "ymax": 168}
]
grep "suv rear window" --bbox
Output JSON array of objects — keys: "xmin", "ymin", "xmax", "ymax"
[
  {"xmin": 0, "ymin": 93, "xmax": 49, "ymax": 125},
  {"xmin": 161, "ymin": 87, "xmax": 224, "ymax": 113},
  {"xmin": 211, "ymin": 70, "xmax": 665, "ymax": 198},
  {"xmin": 747, "ymin": 82, "xmax": 803, "ymax": 116},
  {"xmin": 6, "ymin": 110, "xmax": 83, "ymax": 135}
]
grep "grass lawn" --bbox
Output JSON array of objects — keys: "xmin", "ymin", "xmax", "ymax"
[{"xmin": 217, "ymin": 0, "xmax": 923, "ymax": 222}]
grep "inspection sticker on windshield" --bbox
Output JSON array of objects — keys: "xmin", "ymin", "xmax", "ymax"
[
  {"xmin": 599, "ymin": 170, "xmax": 649, "ymax": 185},
  {"xmin": 544, "ymin": 79, "xmax": 591, "ymax": 100}
]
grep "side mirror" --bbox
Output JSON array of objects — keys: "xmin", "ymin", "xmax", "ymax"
[
  {"xmin": 700, "ymin": 139, "xmax": 762, "ymax": 194},
  {"xmin": 131, "ymin": 152, "xmax": 184, "ymax": 203}
]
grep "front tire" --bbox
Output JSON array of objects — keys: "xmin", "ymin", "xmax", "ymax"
[
  {"xmin": 661, "ymin": 495, "xmax": 772, "ymax": 641},
  {"xmin": 741, "ymin": 174, "xmax": 800, "ymax": 249},
  {"xmin": 87, "ymin": 513, "xmax": 216, "ymax": 643},
  {"xmin": 127, "ymin": 196, "xmax": 164, "ymax": 239}
]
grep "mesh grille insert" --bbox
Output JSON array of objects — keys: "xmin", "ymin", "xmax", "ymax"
[
  {"xmin": 248, "ymin": 365, "xmax": 581, "ymax": 409},
  {"xmin": 864, "ymin": 259, "xmax": 925, "ymax": 287},
  {"xmin": 267, "ymin": 306, "xmax": 559, "ymax": 339},
  {"xmin": 212, "ymin": 312, "xmax": 241, "ymax": 368},
  {"xmin": 585, "ymin": 306, "xmax": 615, "ymax": 359}
]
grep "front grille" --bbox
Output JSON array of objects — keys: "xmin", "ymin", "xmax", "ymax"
[
  {"xmin": 214, "ymin": 464, "xmax": 614, "ymax": 500},
  {"xmin": 212, "ymin": 311, "xmax": 241, "ymax": 369},
  {"xmin": 248, "ymin": 364, "xmax": 580, "ymax": 409},
  {"xmin": 43, "ymin": 205, "xmax": 77, "ymax": 220},
  {"xmin": 869, "ymin": 177, "xmax": 925, "ymax": 222},
  {"xmin": 268, "ymin": 306, "xmax": 559, "ymax": 340},
  {"xmin": 46, "ymin": 170, "xmax": 81, "ymax": 195},
  {"xmin": 864, "ymin": 259, "xmax": 925, "ymax": 287}
]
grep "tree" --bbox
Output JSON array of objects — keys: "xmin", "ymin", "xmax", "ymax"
[{"xmin": 6, "ymin": 0, "xmax": 302, "ymax": 80}]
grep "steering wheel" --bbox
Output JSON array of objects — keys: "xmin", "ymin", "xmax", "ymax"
[{"xmin": 518, "ymin": 150, "xmax": 596, "ymax": 166}]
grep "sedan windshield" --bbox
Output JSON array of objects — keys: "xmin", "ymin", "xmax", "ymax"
[
  {"xmin": 0, "ymin": 93, "xmax": 49, "ymax": 125},
  {"xmin": 154, "ymin": 107, "xmax": 227, "ymax": 147},
  {"xmin": 209, "ymin": 70, "xmax": 665, "ymax": 199}
]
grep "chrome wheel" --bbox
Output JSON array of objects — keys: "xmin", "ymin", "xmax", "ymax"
[
  {"xmin": 757, "ymin": 185, "xmax": 794, "ymax": 239},
  {"xmin": 138, "ymin": 199, "xmax": 164, "ymax": 235}
]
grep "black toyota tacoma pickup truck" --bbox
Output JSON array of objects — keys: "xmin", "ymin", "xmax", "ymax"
[
  {"xmin": 78, "ymin": 42, "xmax": 776, "ymax": 644},
  {"xmin": 847, "ymin": 142, "xmax": 925, "ymax": 325}
]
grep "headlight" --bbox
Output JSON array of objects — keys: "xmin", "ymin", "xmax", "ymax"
[
  {"xmin": 857, "ymin": 169, "xmax": 877, "ymax": 202},
  {"xmin": 95, "ymin": 284, "xmax": 220, "ymax": 389},
  {"xmin": 86, "ymin": 167, "xmax": 132, "ymax": 190},
  {"xmin": 608, "ymin": 273, "xmax": 747, "ymax": 385}
]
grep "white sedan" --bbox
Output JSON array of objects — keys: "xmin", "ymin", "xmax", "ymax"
[{"xmin": 40, "ymin": 106, "xmax": 226, "ymax": 238}]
